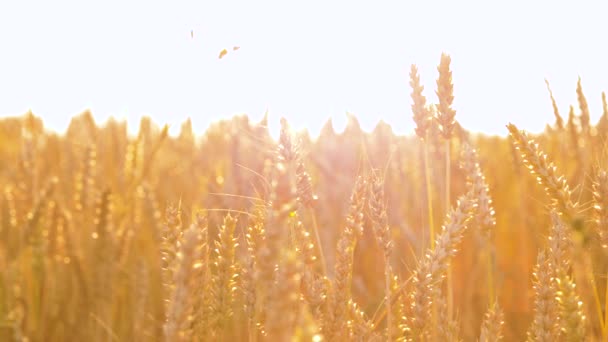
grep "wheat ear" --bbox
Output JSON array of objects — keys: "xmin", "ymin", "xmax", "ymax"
[
  {"xmin": 163, "ymin": 225, "xmax": 201, "ymax": 342},
  {"xmin": 479, "ymin": 302, "xmax": 505, "ymax": 342},
  {"xmin": 369, "ymin": 171, "xmax": 394, "ymax": 340},
  {"xmin": 409, "ymin": 190, "xmax": 477, "ymax": 338},
  {"xmin": 576, "ymin": 77, "xmax": 591, "ymax": 134},
  {"xmin": 209, "ymin": 214, "xmax": 238, "ymax": 340},
  {"xmin": 507, "ymin": 123, "xmax": 577, "ymax": 220},
  {"xmin": 592, "ymin": 169, "xmax": 608, "ymax": 249},
  {"xmin": 544, "ymin": 79, "xmax": 564, "ymax": 130},
  {"xmin": 327, "ymin": 175, "xmax": 367, "ymax": 340},
  {"xmin": 410, "ymin": 62, "xmax": 437, "ymax": 254},
  {"xmin": 436, "ymin": 53, "xmax": 456, "ymax": 140},
  {"xmin": 527, "ymin": 249, "xmax": 559, "ymax": 342}
]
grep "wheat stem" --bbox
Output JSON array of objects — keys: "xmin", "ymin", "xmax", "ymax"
[
  {"xmin": 424, "ymin": 132, "xmax": 435, "ymax": 249},
  {"xmin": 445, "ymin": 138, "xmax": 453, "ymax": 320}
]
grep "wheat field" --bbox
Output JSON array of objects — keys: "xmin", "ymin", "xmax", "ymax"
[{"xmin": 0, "ymin": 54, "xmax": 607, "ymax": 341}]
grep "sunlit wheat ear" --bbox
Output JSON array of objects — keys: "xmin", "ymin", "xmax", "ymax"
[
  {"xmin": 326, "ymin": 175, "xmax": 367, "ymax": 340},
  {"xmin": 124, "ymin": 137, "xmax": 143, "ymax": 184},
  {"xmin": 190, "ymin": 213, "xmax": 210, "ymax": 339},
  {"xmin": 45, "ymin": 200, "xmax": 61, "ymax": 259},
  {"xmin": 436, "ymin": 53, "xmax": 456, "ymax": 140},
  {"xmin": 567, "ymin": 106, "xmax": 581, "ymax": 151},
  {"xmin": 255, "ymin": 119, "xmax": 300, "ymax": 335},
  {"xmin": 347, "ymin": 299, "xmax": 377, "ymax": 341},
  {"xmin": 73, "ymin": 144, "xmax": 97, "ymax": 215},
  {"xmin": 436, "ymin": 286, "xmax": 461, "ymax": 341},
  {"xmin": 507, "ymin": 123, "xmax": 578, "ymax": 220},
  {"xmin": 23, "ymin": 178, "xmax": 57, "ymax": 244},
  {"xmin": 243, "ymin": 208, "xmax": 263, "ymax": 322},
  {"xmin": 555, "ymin": 274, "xmax": 586, "ymax": 341},
  {"xmin": 409, "ymin": 190, "xmax": 477, "ymax": 339},
  {"xmin": 3, "ymin": 185, "xmax": 18, "ymax": 229},
  {"xmin": 410, "ymin": 64, "xmax": 431, "ymax": 139},
  {"xmin": 368, "ymin": 171, "xmax": 394, "ymax": 340},
  {"xmin": 163, "ymin": 224, "xmax": 201, "ymax": 342},
  {"xmin": 461, "ymin": 143, "xmax": 496, "ymax": 237},
  {"xmin": 369, "ymin": 171, "xmax": 392, "ymax": 257},
  {"xmin": 293, "ymin": 217, "xmax": 327, "ymax": 326},
  {"xmin": 209, "ymin": 214, "xmax": 238, "ymax": 340},
  {"xmin": 390, "ymin": 274, "xmax": 407, "ymax": 339},
  {"xmin": 479, "ymin": 302, "xmax": 505, "ymax": 342},
  {"xmin": 254, "ymin": 119, "xmax": 299, "ymax": 334},
  {"xmin": 544, "ymin": 79, "xmax": 564, "ymax": 130},
  {"xmin": 91, "ymin": 189, "xmax": 114, "ymax": 338},
  {"xmin": 160, "ymin": 204, "xmax": 183, "ymax": 312},
  {"xmin": 266, "ymin": 249, "xmax": 302, "ymax": 341},
  {"xmin": 242, "ymin": 206, "xmax": 268, "ymax": 341},
  {"xmin": 293, "ymin": 134, "xmax": 317, "ymax": 209},
  {"xmin": 576, "ymin": 77, "xmax": 591, "ymax": 134},
  {"xmin": 264, "ymin": 117, "xmax": 298, "ymax": 250},
  {"xmin": 293, "ymin": 219, "xmax": 317, "ymax": 267},
  {"xmin": 292, "ymin": 134, "xmax": 325, "ymax": 274},
  {"xmin": 548, "ymin": 211, "xmax": 572, "ymax": 275},
  {"xmin": 527, "ymin": 250, "xmax": 559, "ymax": 342},
  {"xmin": 549, "ymin": 212, "xmax": 586, "ymax": 341},
  {"xmin": 296, "ymin": 159, "xmax": 315, "ymax": 208},
  {"xmin": 598, "ymin": 92, "xmax": 608, "ymax": 135},
  {"xmin": 2, "ymin": 186, "xmax": 22, "ymax": 260},
  {"xmin": 278, "ymin": 117, "xmax": 296, "ymax": 164},
  {"xmin": 592, "ymin": 169, "xmax": 608, "ymax": 249},
  {"xmin": 240, "ymin": 250, "xmax": 257, "ymax": 340},
  {"xmin": 18, "ymin": 114, "xmax": 37, "ymax": 202}
]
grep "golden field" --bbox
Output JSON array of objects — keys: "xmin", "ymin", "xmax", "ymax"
[{"xmin": 0, "ymin": 54, "xmax": 607, "ymax": 341}]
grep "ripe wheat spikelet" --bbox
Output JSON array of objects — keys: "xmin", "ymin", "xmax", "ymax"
[
  {"xmin": 368, "ymin": 171, "xmax": 394, "ymax": 340},
  {"xmin": 409, "ymin": 190, "xmax": 477, "ymax": 338},
  {"xmin": 164, "ymin": 224, "xmax": 202, "ymax": 342},
  {"xmin": 435, "ymin": 286, "xmax": 461, "ymax": 341},
  {"xmin": 545, "ymin": 79, "xmax": 565, "ymax": 130},
  {"xmin": 209, "ymin": 214, "xmax": 238, "ymax": 339},
  {"xmin": 326, "ymin": 175, "xmax": 367, "ymax": 340},
  {"xmin": 549, "ymin": 212, "xmax": 587, "ymax": 341},
  {"xmin": 436, "ymin": 53, "xmax": 457, "ymax": 140},
  {"xmin": 576, "ymin": 77, "xmax": 591, "ymax": 134},
  {"xmin": 461, "ymin": 143, "xmax": 496, "ymax": 237},
  {"xmin": 190, "ymin": 213, "xmax": 210, "ymax": 339},
  {"xmin": 479, "ymin": 302, "xmax": 505, "ymax": 342},
  {"xmin": 507, "ymin": 123, "xmax": 578, "ymax": 220},
  {"xmin": 527, "ymin": 250, "xmax": 559, "ymax": 342},
  {"xmin": 410, "ymin": 64, "xmax": 431, "ymax": 140},
  {"xmin": 592, "ymin": 169, "xmax": 608, "ymax": 249},
  {"xmin": 555, "ymin": 274, "xmax": 587, "ymax": 341}
]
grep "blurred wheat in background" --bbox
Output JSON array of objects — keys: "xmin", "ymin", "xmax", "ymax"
[{"xmin": 1, "ymin": 54, "xmax": 608, "ymax": 341}]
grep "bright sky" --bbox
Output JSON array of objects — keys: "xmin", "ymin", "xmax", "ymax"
[{"xmin": 1, "ymin": 1, "xmax": 608, "ymax": 137}]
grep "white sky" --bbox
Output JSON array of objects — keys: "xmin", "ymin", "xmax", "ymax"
[{"xmin": 1, "ymin": 1, "xmax": 608, "ymax": 137}]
